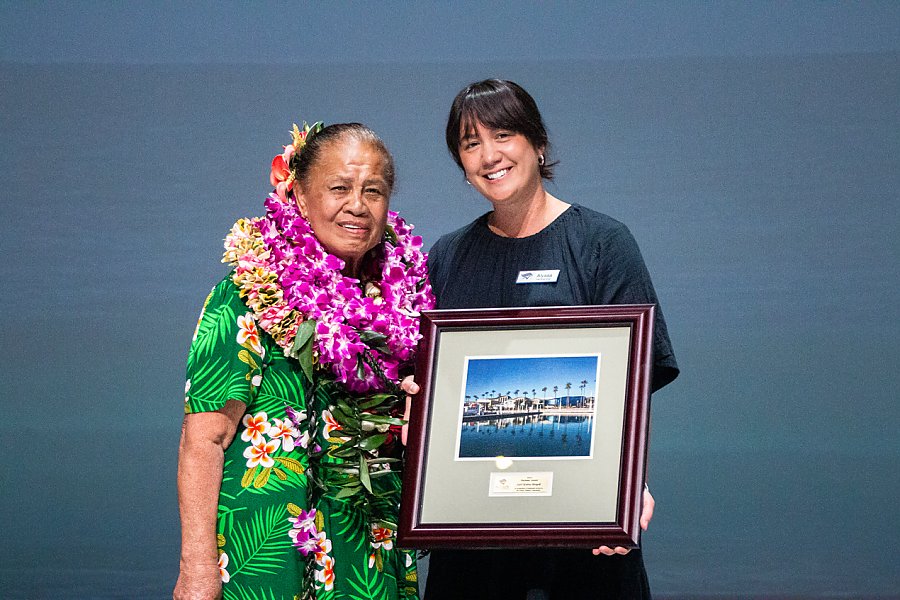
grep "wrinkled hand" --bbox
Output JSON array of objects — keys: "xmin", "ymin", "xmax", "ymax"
[
  {"xmin": 399, "ymin": 376, "xmax": 420, "ymax": 446},
  {"xmin": 173, "ymin": 562, "xmax": 222, "ymax": 600},
  {"xmin": 592, "ymin": 487, "xmax": 655, "ymax": 556}
]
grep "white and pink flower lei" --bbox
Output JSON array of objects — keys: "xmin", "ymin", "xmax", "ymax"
[{"xmin": 223, "ymin": 192, "xmax": 434, "ymax": 393}]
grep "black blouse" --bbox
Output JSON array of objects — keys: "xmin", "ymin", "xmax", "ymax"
[{"xmin": 427, "ymin": 204, "xmax": 679, "ymax": 392}]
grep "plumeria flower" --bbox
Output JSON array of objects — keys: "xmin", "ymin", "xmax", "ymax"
[
  {"xmin": 405, "ymin": 552, "xmax": 413, "ymax": 567},
  {"xmin": 236, "ymin": 313, "xmax": 264, "ymax": 356},
  {"xmin": 368, "ymin": 552, "xmax": 376, "ymax": 568},
  {"xmin": 269, "ymin": 417, "xmax": 301, "ymax": 451},
  {"xmin": 241, "ymin": 412, "xmax": 270, "ymax": 444},
  {"xmin": 320, "ymin": 410, "xmax": 343, "ymax": 438},
  {"xmin": 314, "ymin": 532, "xmax": 333, "ymax": 564},
  {"xmin": 243, "ymin": 438, "xmax": 281, "ymax": 469},
  {"xmin": 251, "ymin": 374, "xmax": 262, "ymax": 387},
  {"xmin": 218, "ymin": 552, "xmax": 230, "ymax": 583},
  {"xmin": 315, "ymin": 555, "xmax": 335, "ymax": 591},
  {"xmin": 184, "ymin": 380, "xmax": 190, "ymax": 403},
  {"xmin": 370, "ymin": 525, "xmax": 394, "ymax": 551}
]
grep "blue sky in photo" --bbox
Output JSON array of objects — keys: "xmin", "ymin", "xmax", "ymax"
[{"xmin": 463, "ymin": 355, "xmax": 599, "ymax": 400}]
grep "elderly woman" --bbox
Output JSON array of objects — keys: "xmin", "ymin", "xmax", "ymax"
[
  {"xmin": 175, "ymin": 122, "xmax": 432, "ymax": 599},
  {"xmin": 420, "ymin": 80, "xmax": 680, "ymax": 599}
]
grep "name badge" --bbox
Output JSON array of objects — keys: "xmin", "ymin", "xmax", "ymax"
[{"xmin": 516, "ymin": 269, "xmax": 560, "ymax": 284}]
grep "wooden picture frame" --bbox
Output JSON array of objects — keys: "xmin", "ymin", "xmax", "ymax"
[{"xmin": 398, "ymin": 304, "xmax": 655, "ymax": 548}]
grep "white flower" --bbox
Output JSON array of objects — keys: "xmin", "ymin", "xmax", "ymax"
[
  {"xmin": 218, "ymin": 552, "xmax": 230, "ymax": 583},
  {"xmin": 241, "ymin": 412, "xmax": 270, "ymax": 444},
  {"xmin": 243, "ymin": 438, "xmax": 281, "ymax": 469},
  {"xmin": 268, "ymin": 418, "xmax": 301, "ymax": 452},
  {"xmin": 236, "ymin": 313, "xmax": 264, "ymax": 356},
  {"xmin": 315, "ymin": 554, "xmax": 335, "ymax": 590}
]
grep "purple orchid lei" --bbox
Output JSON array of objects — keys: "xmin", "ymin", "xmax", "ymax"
[{"xmin": 223, "ymin": 192, "xmax": 434, "ymax": 392}]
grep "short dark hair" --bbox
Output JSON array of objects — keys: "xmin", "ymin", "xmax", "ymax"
[
  {"xmin": 446, "ymin": 79, "xmax": 556, "ymax": 180},
  {"xmin": 293, "ymin": 122, "xmax": 395, "ymax": 193}
]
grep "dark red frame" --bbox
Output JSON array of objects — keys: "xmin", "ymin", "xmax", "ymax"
[{"xmin": 398, "ymin": 304, "xmax": 655, "ymax": 548}]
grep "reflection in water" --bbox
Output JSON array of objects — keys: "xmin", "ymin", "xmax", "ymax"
[{"xmin": 459, "ymin": 415, "xmax": 594, "ymax": 458}]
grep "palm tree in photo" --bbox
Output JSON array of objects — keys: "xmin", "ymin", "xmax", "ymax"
[
  {"xmin": 519, "ymin": 391, "xmax": 529, "ymax": 429},
  {"xmin": 562, "ymin": 382, "xmax": 572, "ymax": 443},
  {"xmin": 580, "ymin": 380, "xmax": 588, "ymax": 408}
]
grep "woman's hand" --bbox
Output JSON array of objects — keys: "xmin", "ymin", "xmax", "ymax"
[
  {"xmin": 399, "ymin": 376, "xmax": 420, "ymax": 445},
  {"xmin": 173, "ymin": 561, "xmax": 222, "ymax": 599},
  {"xmin": 591, "ymin": 487, "xmax": 655, "ymax": 556}
]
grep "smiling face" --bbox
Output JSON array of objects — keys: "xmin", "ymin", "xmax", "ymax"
[
  {"xmin": 458, "ymin": 120, "xmax": 544, "ymax": 207},
  {"xmin": 295, "ymin": 136, "xmax": 390, "ymax": 276}
]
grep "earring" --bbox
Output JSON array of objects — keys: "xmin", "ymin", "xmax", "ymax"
[
  {"xmin": 465, "ymin": 179, "xmax": 472, "ymax": 185},
  {"xmin": 538, "ymin": 154, "xmax": 545, "ymax": 166}
]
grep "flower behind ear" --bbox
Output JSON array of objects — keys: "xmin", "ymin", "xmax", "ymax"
[
  {"xmin": 270, "ymin": 121, "xmax": 322, "ymax": 202},
  {"xmin": 270, "ymin": 150, "xmax": 294, "ymax": 202}
]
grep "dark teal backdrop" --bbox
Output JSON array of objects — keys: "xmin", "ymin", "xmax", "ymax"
[{"xmin": 1, "ymin": 3, "xmax": 898, "ymax": 598}]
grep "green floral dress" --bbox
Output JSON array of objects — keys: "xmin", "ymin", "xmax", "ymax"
[{"xmin": 185, "ymin": 277, "xmax": 419, "ymax": 600}]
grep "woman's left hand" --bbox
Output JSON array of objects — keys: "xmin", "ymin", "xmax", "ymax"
[
  {"xmin": 591, "ymin": 487, "xmax": 655, "ymax": 556},
  {"xmin": 399, "ymin": 376, "xmax": 419, "ymax": 445}
]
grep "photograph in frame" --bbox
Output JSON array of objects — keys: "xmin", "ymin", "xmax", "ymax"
[{"xmin": 455, "ymin": 354, "xmax": 601, "ymax": 461}]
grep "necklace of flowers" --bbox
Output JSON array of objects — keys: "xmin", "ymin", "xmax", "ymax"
[{"xmin": 223, "ymin": 192, "xmax": 433, "ymax": 394}]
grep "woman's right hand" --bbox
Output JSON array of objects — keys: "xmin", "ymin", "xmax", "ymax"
[{"xmin": 173, "ymin": 561, "xmax": 222, "ymax": 599}]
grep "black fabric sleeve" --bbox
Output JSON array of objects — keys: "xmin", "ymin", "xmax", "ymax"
[{"xmin": 594, "ymin": 225, "xmax": 679, "ymax": 392}]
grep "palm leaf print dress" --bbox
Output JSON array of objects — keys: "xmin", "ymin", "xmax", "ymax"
[{"xmin": 185, "ymin": 277, "xmax": 419, "ymax": 599}]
